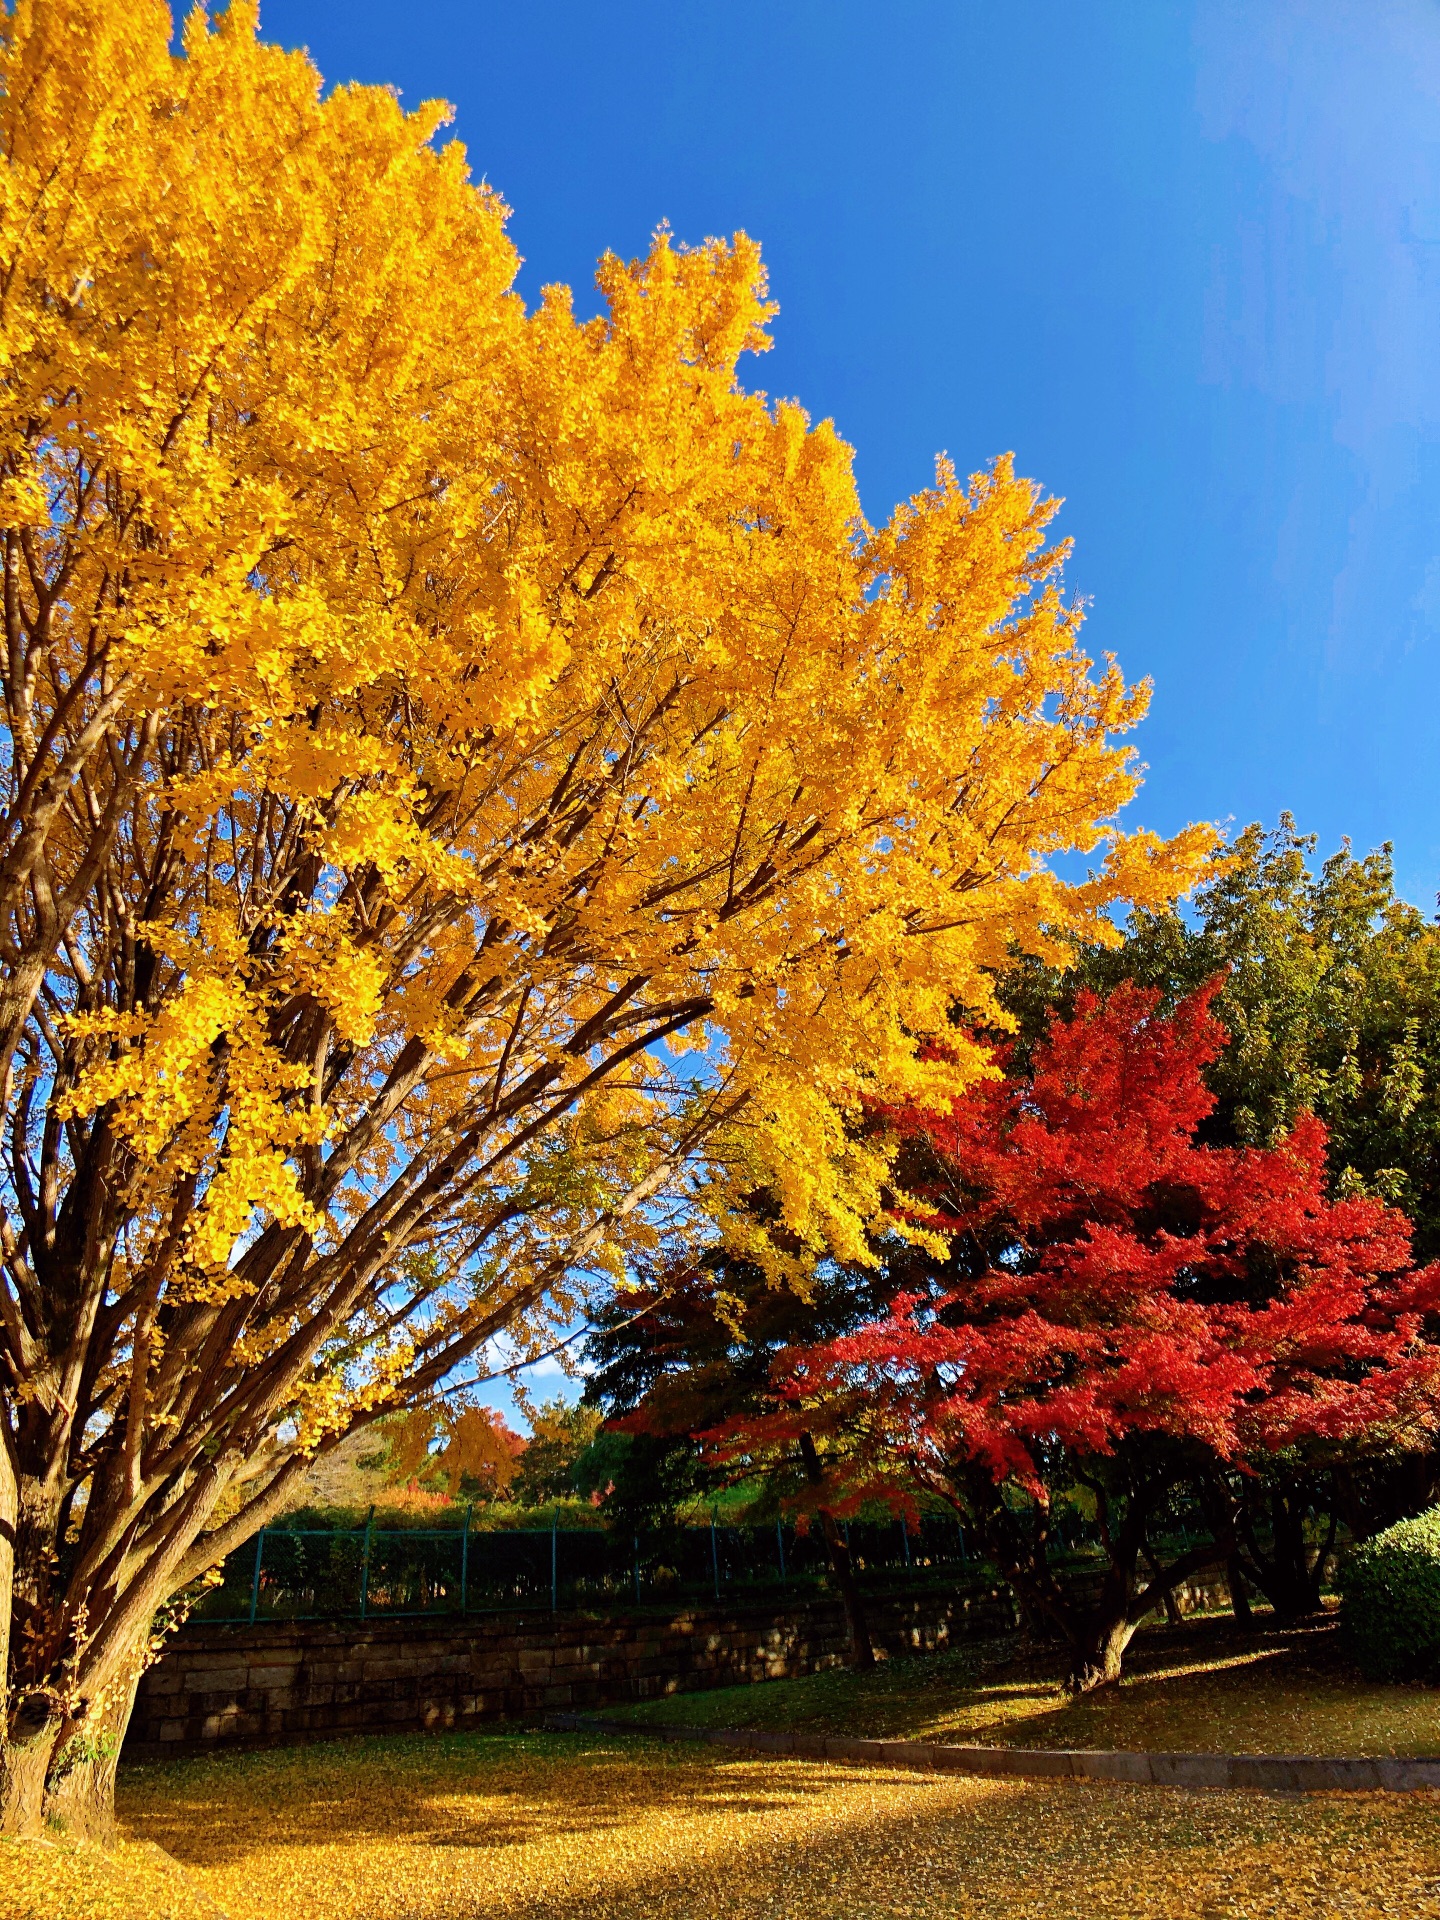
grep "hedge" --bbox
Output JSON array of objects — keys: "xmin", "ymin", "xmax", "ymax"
[{"xmin": 1340, "ymin": 1504, "xmax": 1440, "ymax": 1683}]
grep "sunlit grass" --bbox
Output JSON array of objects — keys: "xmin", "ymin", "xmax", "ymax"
[{"xmin": 617, "ymin": 1614, "xmax": 1440, "ymax": 1756}]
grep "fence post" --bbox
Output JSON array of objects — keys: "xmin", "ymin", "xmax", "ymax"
[
  {"xmin": 633, "ymin": 1533, "xmax": 641, "ymax": 1606},
  {"xmin": 461, "ymin": 1504, "xmax": 472, "ymax": 1615},
  {"xmin": 899, "ymin": 1517, "xmax": 911, "ymax": 1569},
  {"xmin": 957, "ymin": 1519, "xmax": 967, "ymax": 1565},
  {"xmin": 776, "ymin": 1519, "xmax": 787, "ymax": 1584},
  {"xmin": 248, "ymin": 1527, "xmax": 266, "ymax": 1625},
  {"xmin": 359, "ymin": 1506, "xmax": 375, "ymax": 1619},
  {"xmin": 710, "ymin": 1510, "xmax": 720, "ymax": 1600},
  {"xmin": 551, "ymin": 1512, "xmax": 558, "ymax": 1614}
]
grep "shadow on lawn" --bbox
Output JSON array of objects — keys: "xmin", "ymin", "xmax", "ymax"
[
  {"xmin": 122, "ymin": 1732, "xmax": 1440, "ymax": 1920},
  {"xmin": 469, "ymin": 1785, "xmax": 1440, "ymax": 1920},
  {"xmin": 620, "ymin": 1612, "xmax": 1440, "ymax": 1756},
  {"xmin": 121, "ymin": 1734, "xmax": 862, "ymax": 1868}
]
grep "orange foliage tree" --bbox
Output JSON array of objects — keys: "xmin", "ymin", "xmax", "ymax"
[{"xmin": 0, "ymin": 0, "xmax": 1209, "ymax": 1830}]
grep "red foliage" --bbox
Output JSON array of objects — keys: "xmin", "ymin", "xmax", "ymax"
[{"xmin": 766, "ymin": 982, "xmax": 1440, "ymax": 1499}]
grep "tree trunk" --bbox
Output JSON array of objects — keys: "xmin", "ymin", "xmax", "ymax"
[
  {"xmin": 971, "ymin": 1487, "xmax": 1226, "ymax": 1694},
  {"xmin": 0, "ymin": 1658, "xmax": 144, "ymax": 1840},
  {"xmin": 817, "ymin": 1507, "xmax": 876, "ymax": 1672},
  {"xmin": 0, "ymin": 1700, "xmax": 59, "ymax": 1836},
  {"xmin": 47, "ymin": 1659, "xmax": 144, "ymax": 1842},
  {"xmin": 1069, "ymin": 1609, "xmax": 1138, "ymax": 1692},
  {"xmin": 1227, "ymin": 1554, "xmax": 1254, "ymax": 1623},
  {"xmin": 1235, "ymin": 1486, "xmax": 1335, "ymax": 1622},
  {"xmin": 798, "ymin": 1432, "xmax": 875, "ymax": 1671},
  {"xmin": 0, "ymin": 1440, "xmax": 15, "ymax": 1733},
  {"xmin": 1143, "ymin": 1544, "xmax": 1183, "ymax": 1626}
]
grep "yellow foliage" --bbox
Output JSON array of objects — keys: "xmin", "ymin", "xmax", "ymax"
[
  {"xmin": 378, "ymin": 1405, "xmax": 524, "ymax": 1501},
  {"xmin": 0, "ymin": 0, "xmax": 1214, "ymax": 1696}
]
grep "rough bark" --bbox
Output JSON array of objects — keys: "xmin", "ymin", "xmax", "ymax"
[
  {"xmin": 1069, "ymin": 1611, "xmax": 1139, "ymax": 1692},
  {"xmin": 39, "ymin": 1664, "xmax": 143, "ymax": 1842},
  {"xmin": 0, "ymin": 1701, "xmax": 56, "ymax": 1836},
  {"xmin": 0, "ymin": 1631, "xmax": 146, "ymax": 1840},
  {"xmin": 0, "ymin": 1439, "xmax": 14, "ymax": 1736}
]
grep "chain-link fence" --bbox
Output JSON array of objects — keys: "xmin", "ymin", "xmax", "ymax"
[{"xmin": 192, "ymin": 1510, "xmax": 976, "ymax": 1623}]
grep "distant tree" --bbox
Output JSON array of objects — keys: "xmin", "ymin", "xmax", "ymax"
[
  {"xmin": 372, "ymin": 1406, "xmax": 524, "ymax": 1505},
  {"xmin": 510, "ymin": 1398, "xmax": 603, "ymax": 1507},
  {"xmin": 731, "ymin": 984, "xmax": 1440, "ymax": 1689}
]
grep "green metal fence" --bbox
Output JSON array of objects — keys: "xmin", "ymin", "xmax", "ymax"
[{"xmin": 193, "ymin": 1510, "xmax": 974, "ymax": 1624}]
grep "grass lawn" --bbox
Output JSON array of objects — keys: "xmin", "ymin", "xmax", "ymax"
[
  {"xmin": 2, "ymin": 1722, "xmax": 1439, "ymax": 1920},
  {"xmin": 616, "ymin": 1612, "xmax": 1440, "ymax": 1757}
]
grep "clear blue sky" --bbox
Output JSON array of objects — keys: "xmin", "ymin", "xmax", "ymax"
[{"xmin": 256, "ymin": 0, "xmax": 1440, "ymax": 908}]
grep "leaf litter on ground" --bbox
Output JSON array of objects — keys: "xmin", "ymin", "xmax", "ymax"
[{"xmin": 7, "ymin": 1720, "xmax": 1439, "ymax": 1920}]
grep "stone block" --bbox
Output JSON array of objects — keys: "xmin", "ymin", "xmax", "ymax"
[
  {"xmin": 359, "ymin": 1658, "xmax": 418, "ymax": 1683},
  {"xmin": 134, "ymin": 1583, "xmax": 978, "ymax": 1758},
  {"xmin": 248, "ymin": 1664, "xmax": 302, "ymax": 1691},
  {"xmin": 179, "ymin": 1649, "xmax": 258, "ymax": 1673},
  {"xmin": 183, "ymin": 1665, "xmax": 248, "ymax": 1693}
]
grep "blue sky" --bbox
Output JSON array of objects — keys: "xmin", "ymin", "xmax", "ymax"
[{"xmin": 256, "ymin": 0, "xmax": 1440, "ymax": 910}]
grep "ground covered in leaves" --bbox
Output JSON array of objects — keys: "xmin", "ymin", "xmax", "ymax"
[
  {"xmin": 4, "ymin": 1724, "xmax": 1440, "ymax": 1920},
  {"xmin": 620, "ymin": 1613, "xmax": 1440, "ymax": 1756}
]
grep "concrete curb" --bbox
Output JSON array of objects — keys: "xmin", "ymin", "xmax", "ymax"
[{"xmin": 541, "ymin": 1712, "xmax": 1440, "ymax": 1793}]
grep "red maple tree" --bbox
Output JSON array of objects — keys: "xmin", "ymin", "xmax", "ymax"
[{"xmin": 729, "ymin": 982, "xmax": 1440, "ymax": 1686}]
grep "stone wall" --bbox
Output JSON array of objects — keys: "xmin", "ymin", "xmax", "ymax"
[{"xmin": 125, "ymin": 1584, "xmax": 1015, "ymax": 1760}]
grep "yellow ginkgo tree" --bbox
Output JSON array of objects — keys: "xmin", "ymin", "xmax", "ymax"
[{"xmin": 0, "ymin": 0, "xmax": 1211, "ymax": 1833}]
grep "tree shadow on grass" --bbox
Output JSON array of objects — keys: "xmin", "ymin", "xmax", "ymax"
[
  {"xmin": 119, "ymin": 1733, "xmax": 866, "ymax": 1868},
  {"xmin": 625, "ymin": 1613, "xmax": 1440, "ymax": 1756},
  {"xmin": 125, "ymin": 1738, "xmax": 1440, "ymax": 1920},
  {"xmin": 468, "ymin": 1781, "xmax": 1440, "ymax": 1920}
]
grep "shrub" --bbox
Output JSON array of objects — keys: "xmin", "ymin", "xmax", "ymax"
[{"xmin": 1341, "ymin": 1505, "xmax": 1440, "ymax": 1682}]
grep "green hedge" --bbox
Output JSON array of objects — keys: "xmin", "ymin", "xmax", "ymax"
[{"xmin": 1340, "ymin": 1505, "xmax": 1440, "ymax": 1683}]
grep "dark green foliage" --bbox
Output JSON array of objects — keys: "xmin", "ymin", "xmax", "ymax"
[
  {"xmin": 1340, "ymin": 1506, "xmax": 1440, "ymax": 1681},
  {"xmin": 579, "ymin": 1249, "xmax": 889, "ymax": 1526},
  {"xmin": 568, "ymin": 1428, "xmax": 706, "ymax": 1531}
]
